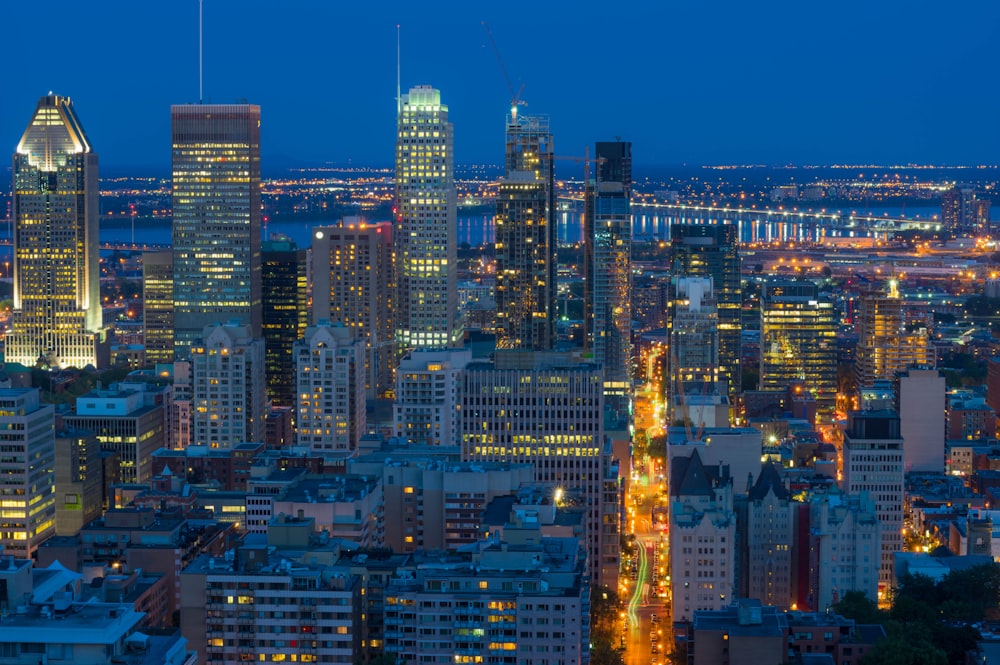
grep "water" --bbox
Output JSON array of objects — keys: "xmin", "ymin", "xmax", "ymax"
[{"xmin": 94, "ymin": 203, "xmax": 940, "ymax": 251}]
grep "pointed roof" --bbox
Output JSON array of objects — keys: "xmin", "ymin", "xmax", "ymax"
[
  {"xmin": 671, "ymin": 449, "xmax": 716, "ymax": 498},
  {"xmin": 748, "ymin": 461, "xmax": 791, "ymax": 502},
  {"xmin": 16, "ymin": 95, "xmax": 92, "ymax": 171}
]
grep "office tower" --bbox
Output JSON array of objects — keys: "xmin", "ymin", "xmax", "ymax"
[
  {"xmin": 312, "ymin": 220, "xmax": 395, "ymax": 398},
  {"xmin": 142, "ymin": 250, "xmax": 174, "ymax": 365},
  {"xmin": 8, "ymin": 95, "xmax": 107, "ymax": 369},
  {"xmin": 393, "ymin": 348, "xmax": 471, "ymax": 446},
  {"xmin": 855, "ymin": 281, "xmax": 932, "ymax": 388},
  {"xmin": 585, "ymin": 141, "xmax": 633, "ymax": 383},
  {"xmin": 171, "ymin": 104, "xmax": 262, "ymax": 358},
  {"xmin": 394, "ymin": 86, "xmax": 460, "ymax": 351},
  {"xmin": 740, "ymin": 462, "xmax": 795, "ymax": 610},
  {"xmin": 294, "ymin": 321, "xmax": 366, "ymax": 461},
  {"xmin": 807, "ymin": 489, "xmax": 881, "ymax": 610},
  {"xmin": 495, "ymin": 113, "xmax": 556, "ymax": 350},
  {"xmin": 670, "ymin": 224, "xmax": 741, "ymax": 395},
  {"xmin": 669, "ymin": 449, "xmax": 736, "ymax": 622},
  {"xmin": 64, "ymin": 385, "xmax": 166, "ymax": 484},
  {"xmin": 54, "ymin": 429, "xmax": 103, "ymax": 536},
  {"xmin": 668, "ymin": 276, "xmax": 721, "ymax": 422},
  {"xmin": 760, "ymin": 280, "xmax": 838, "ymax": 418},
  {"xmin": 942, "ymin": 185, "xmax": 991, "ymax": 235},
  {"xmin": 461, "ymin": 351, "xmax": 620, "ymax": 586},
  {"xmin": 897, "ymin": 368, "xmax": 945, "ymax": 473},
  {"xmin": 190, "ymin": 321, "xmax": 267, "ymax": 448},
  {"xmin": 842, "ymin": 411, "xmax": 904, "ymax": 595},
  {"xmin": 0, "ymin": 388, "xmax": 55, "ymax": 556},
  {"xmin": 262, "ymin": 238, "xmax": 308, "ymax": 407}
]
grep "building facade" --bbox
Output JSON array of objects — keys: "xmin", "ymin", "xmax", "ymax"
[
  {"xmin": 394, "ymin": 86, "xmax": 460, "ymax": 351},
  {"xmin": 0, "ymin": 388, "xmax": 55, "ymax": 557},
  {"xmin": 171, "ymin": 104, "xmax": 262, "ymax": 358},
  {"xmin": 142, "ymin": 250, "xmax": 174, "ymax": 365},
  {"xmin": 294, "ymin": 322, "xmax": 366, "ymax": 461},
  {"xmin": 760, "ymin": 280, "xmax": 838, "ymax": 418},
  {"xmin": 855, "ymin": 282, "xmax": 932, "ymax": 388},
  {"xmin": 190, "ymin": 322, "xmax": 267, "ymax": 448},
  {"xmin": 670, "ymin": 224, "xmax": 741, "ymax": 396},
  {"xmin": 495, "ymin": 113, "xmax": 556, "ymax": 351},
  {"xmin": 585, "ymin": 141, "xmax": 633, "ymax": 384},
  {"xmin": 393, "ymin": 348, "xmax": 471, "ymax": 446},
  {"xmin": 312, "ymin": 220, "xmax": 395, "ymax": 398},
  {"xmin": 841, "ymin": 411, "xmax": 904, "ymax": 595},
  {"xmin": 262, "ymin": 238, "xmax": 308, "ymax": 407},
  {"xmin": 8, "ymin": 95, "xmax": 106, "ymax": 369}
]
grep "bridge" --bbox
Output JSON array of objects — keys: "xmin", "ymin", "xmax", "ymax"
[{"xmin": 557, "ymin": 198, "xmax": 943, "ymax": 235}]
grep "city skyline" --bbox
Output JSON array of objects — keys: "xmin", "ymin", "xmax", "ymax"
[{"xmin": 4, "ymin": 0, "xmax": 1000, "ymax": 173}]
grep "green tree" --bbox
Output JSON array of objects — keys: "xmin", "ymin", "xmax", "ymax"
[
  {"xmin": 860, "ymin": 629, "xmax": 946, "ymax": 665},
  {"xmin": 832, "ymin": 591, "xmax": 887, "ymax": 625}
]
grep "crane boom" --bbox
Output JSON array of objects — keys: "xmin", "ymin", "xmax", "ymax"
[{"xmin": 482, "ymin": 20, "xmax": 526, "ymax": 115}]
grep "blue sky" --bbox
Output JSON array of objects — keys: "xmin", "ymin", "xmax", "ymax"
[{"xmin": 4, "ymin": 0, "xmax": 1000, "ymax": 172}]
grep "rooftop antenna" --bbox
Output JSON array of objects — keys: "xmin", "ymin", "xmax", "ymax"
[
  {"xmin": 198, "ymin": 0, "xmax": 204, "ymax": 103},
  {"xmin": 396, "ymin": 24, "xmax": 401, "ymax": 118}
]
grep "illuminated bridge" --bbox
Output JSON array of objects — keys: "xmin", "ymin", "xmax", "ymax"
[{"xmin": 558, "ymin": 198, "xmax": 943, "ymax": 236}]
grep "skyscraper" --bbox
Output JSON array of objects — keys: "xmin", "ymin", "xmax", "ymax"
[
  {"xmin": 8, "ymin": 94, "xmax": 107, "ymax": 369},
  {"xmin": 585, "ymin": 141, "xmax": 633, "ymax": 384},
  {"xmin": 142, "ymin": 250, "xmax": 174, "ymax": 366},
  {"xmin": 312, "ymin": 219, "xmax": 395, "ymax": 399},
  {"xmin": 495, "ymin": 113, "xmax": 556, "ymax": 351},
  {"xmin": 262, "ymin": 238, "xmax": 308, "ymax": 407},
  {"xmin": 942, "ymin": 186, "xmax": 991, "ymax": 235},
  {"xmin": 394, "ymin": 86, "xmax": 459, "ymax": 351},
  {"xmin": 760, "ymin": 280, "xmax": 838, "ymax": 418},
  {"xmin": 855, "ymin": 281, "xmax": 932, "ymax": 388},
  {"xmin": 171, "ymin": 104, "xmax": 262, "ymax": 358},
  {"xmin": 670, "ymin": 224, "xmax": 741, "ymax": 396}
]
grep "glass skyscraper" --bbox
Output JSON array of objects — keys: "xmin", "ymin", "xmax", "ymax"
[
  {"xmin": 495, "ymin": 113, "xmax": 556, "ymax": 351},
  {"xmin": 585, "ymin": 141, "xmax": 633, "ymax": 382},
  {"xmin": 394, "ymin": 86, "xmax": 459, "ymax": 351},
  {"xmin": 171, "ymin": 104, "xmax": 262, "ymax": 358},
  {"xmin": 8, "ymin": 95, "xmax": 107, "ymax": 369},
  {"xmin": 669, "ymin": 224, "xmax": 741, "ymax": 395}
]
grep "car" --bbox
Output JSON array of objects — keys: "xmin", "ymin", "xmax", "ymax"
[{"xmin": 651, "ymin": 613, "xmax": 659, "ymax": 623}]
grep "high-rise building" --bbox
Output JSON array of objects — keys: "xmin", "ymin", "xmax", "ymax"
[
  {"xmin": 8, "ymin": 95, "xmax": 107, "ymax": 369},
  {"xmin": 171, "ymin": 104, "xmax": 262, "ymax": 358},
  {"xmin": 670, "ymin": 224, "xmax": 741, "ymax": 396},
  {"xmin": 495, "ymin": 113, "xmax": 556, "ymax": 351},
  {"xmin": 842, "ymin": 410, "xmax": 904, "ymax": 595},
  {"xmin": 760, "ymin": 280, "xmax": 838, "ymax": 418},
  {"xmin": 669, "ymin": 449, "xmax": 736, "ymax": 622},
  {"xmin": 585, "ymin": 141, "xmax": 633, "ymax": 383},
  {"xmin": 190, "ymin": 321, "xmax": 267, "ymax": 448},
  {"xmin": 740, "ymin": 462, "xmax": 795, "ymax": 610},
  {"xmin": 294, "ymin": 321, "xmax": 366, "ymax": 461},
  {"xmin": 262, "ymin": 238, "xmax": 308, "ymax": 407},
  {"xmin": 394, "ymin": 86, "xmax": 460, "ymax": 351},
  {"xmin": 897, "ymin": 367, "xmax": 945, "ymax": 473},
  {"xmin": 312, "ymin": 220, "xmax": 395, "ymax": 398},
  {"xmin": 54, "ymin": 429, "xmax": 103, "ymax": 537},
  {"xmin": 460, "ymin": 351, "xmax": 620, "ymax": 586},
  {"xmin": 393, "ymin": 348, "xmax": 471, "ymax": 446},
  {"xmin": 806, "ymin": 489, "xmax": 881, "ymax": 611},
  {"xmin": 0, "ymin": 388, "xmax": 55, "ymax": 556},
  {"xmin": 668, "ymin": 276, "xmax": 721, "ymax": 420},
  {"xmin": 142, "ymin": 250, "xmax": 174, "ymax": 365},
  {"xmin": 942, "ymin": 186, "xmax": 991, "ymax": 235},
  {"xmin": 855, "ymin": 281, "xmax": 932, "ymax": 388}
]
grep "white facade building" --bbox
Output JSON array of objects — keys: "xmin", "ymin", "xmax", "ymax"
[
  {"xmin": 295, "ymin": 321, "xmax": 366, "ymax": 460},
  {"xmin": 191, "ymin": 322, "xmax": 266, "ymax": 448},
  {"xmin": 393, "ymin": 348, "xmax": 471, "ymax": 446}
]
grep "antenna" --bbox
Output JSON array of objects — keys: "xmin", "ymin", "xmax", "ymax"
[
  {"xmin": 198, "ymin": 0, "xmax": 204, "ymax": 103},
  {"xmin": 396, "ymin": 24, "xmax": 401, "ymax": 117}
]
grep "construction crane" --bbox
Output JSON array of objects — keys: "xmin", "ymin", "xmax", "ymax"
[
  {"xmin": 482, "ymin": 21, "xmax": 526, "ymax": 120},
  {"xmin": 554, "ymin": 147, "xmax": 606, "ymax": 186}
]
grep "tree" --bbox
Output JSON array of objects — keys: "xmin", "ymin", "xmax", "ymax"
[
  {"xmin": 832, "ymin": 591, "xmax": 887, "ymax": 625},
  {"xmin": 860, "ymin": 629, "xmax": 946, "ymax": 665}
]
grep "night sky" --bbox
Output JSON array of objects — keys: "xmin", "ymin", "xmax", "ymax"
[{"xmin": 5, "ymin": 0, "xmax": 1000, "ymax": 173}]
